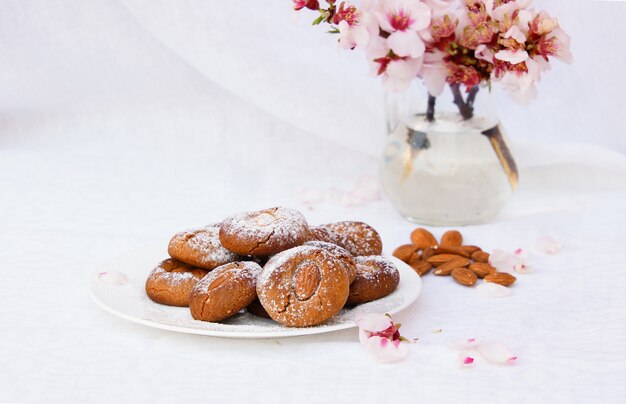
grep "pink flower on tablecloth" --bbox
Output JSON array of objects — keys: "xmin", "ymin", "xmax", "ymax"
[
  {"xmin": 356, "ymin": 313, "xmax": 409, "ymax": 363},
  {"xmin": 490, "ymin": 248, "xmax": 532, "ymax": 274}
]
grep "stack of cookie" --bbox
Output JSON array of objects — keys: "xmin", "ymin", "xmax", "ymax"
[{"xmin": 145, "ymin": 207, "xmax": 400, "ymax": 327}]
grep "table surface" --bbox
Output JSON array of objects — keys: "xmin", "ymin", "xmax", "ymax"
[{"xmin": 1, "ymin": 110, "xmax": 626, "ymax": 404}]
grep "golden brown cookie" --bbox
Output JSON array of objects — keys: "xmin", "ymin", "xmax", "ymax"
[
  {"xmin": 304, "ymin": 240, "xmax": 357, "ymax": 284},
  {"xmin": 307, "ymin": 226, "xmax": 337, "ymax": 243},
  {"xmin": 316, "ymin": 221, "xmax": 383, "ymax": 256},
  {"xmin": 168, "ymin": 225, "xmax": 243, "ymax": 270},
  {"xmin": 145, "ymin": 259, "xmax": 208, "ymax": 307},
  {"xmin": 257, "ymin": 245, "xmax": 349, "ymax": 327},
  {"xmin": 189, "ymin": 261, "xmax": 262, "ymax": 322},
  {"xmin": 246, "ymin": 298, "xmax": 272, "ymax": 319},
  {"xmin": 219, "ymin": 207, "xmax": 309, "ymax": 257},
  {"xmin": 346, "ymin": 256, "xmax": 400, "ymax": 306}
]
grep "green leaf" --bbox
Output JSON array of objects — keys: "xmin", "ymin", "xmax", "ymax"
[{"xmin": 312, "ymin": 15, "xmax": 325, "ymax": 25}]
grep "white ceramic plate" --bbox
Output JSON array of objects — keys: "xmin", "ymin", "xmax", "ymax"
[{"xmin": 90, "ymin": 245, "xmax": 421, "ymax": 339}]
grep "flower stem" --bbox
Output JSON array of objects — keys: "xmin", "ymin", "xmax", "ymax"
[
  {"xmin": 426, "ymin": 94, "xmax": 436, "ymax": 122},
  {"xmin": 467, "ymin": 86, "xmax": 479, "ymax": 111},
  {"xmin": 450, "ymin": 84, "xmax": 473, "ymax": 120}
]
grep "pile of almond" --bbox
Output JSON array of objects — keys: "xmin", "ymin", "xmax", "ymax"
[{"xmin": 393, "ymin": 228, "xmax": 516, "ymax": 288}]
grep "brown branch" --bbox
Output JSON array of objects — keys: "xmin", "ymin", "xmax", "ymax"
[
  {"xmin": 450, "ymin": 84, "xmax": 473, "ymax": 120},
  {"xmin": 426, "ymin": 94, "xmax": 436, "ymax": 122}
]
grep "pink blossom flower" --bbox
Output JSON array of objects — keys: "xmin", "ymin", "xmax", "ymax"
[
  {"xmin": 474, "ymin": 44, "xmax": 494, "ymax": 62},
  {"xmin": 495, "ymin": 49, "xmax": 529, "ymax": 65},
  {"xmin": 497, "ymin": 57, "xmax": 541, "ymax": 104},
  {"xmin": 333, "ymin": 2, "xmax": 380, "ymax": 49},
  {"xmin": 369, "ymin": 37, "xmax": 423, "ymax": 91},
  {"xmin": 293, "ymin": 0, "xmax": 319, "ymax": 11},
  {"xmin": 420, "ymin": 50, "xmax": 448, "ymax": 96},
  {"xmin": 530, "ymin": 10, "xmax": 559, "ymax": 35},
  {"xmin": 356, "ymin": 313, "xmax": 409, "ymax": 363},
  {"xmin": 373, "ymin": 0, "xmax": 432, "ymax": 58},
  {"xmin": 537, "ymin": 28, "xmax": 573, "ymax": 64}
]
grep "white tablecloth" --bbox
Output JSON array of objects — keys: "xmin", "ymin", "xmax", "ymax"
[{"xmin": 1, "ymin": 104, "xmax": 626, "ymax": 402}]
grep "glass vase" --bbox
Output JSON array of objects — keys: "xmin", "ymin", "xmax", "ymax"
[{"xmin": 379, "ymin": 81, "xmax": 518, "ymax": 226}]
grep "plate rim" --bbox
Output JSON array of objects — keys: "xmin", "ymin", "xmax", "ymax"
[{"xmin": 91, "ymin": 251, "xmax": 421, "ymax": 339}]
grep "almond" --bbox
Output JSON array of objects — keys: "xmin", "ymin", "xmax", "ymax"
[
  {"xmin": 433, "ymin": 246, "xmax": 470, "ymax": 258},
  {"xmin": 433, "ymin": 257, "xmax": 470, "ymax": 276},
  {"xmin": 410, "ymin": 228, "xmax": 438, "ymax": 250},
  {"xmin": 468, "ymin": 262, "xmax": 497, "ymax": 278},
  {"xmin": 471, "ymin": 250, "xmax": 490, "ymax": 263},
  {"xmin": 407, "ymin": 252, "xmax": 424, "ymax": 266},
  {"xmin": 293, "ymin": 263, "xmax": 322, "ymax": 301},
  {"xmin": 427, "ymin": 254, "xmax": 466, "ymax": 266},
  {"xmin": 422, "ymin": 247, "xmax": 436, "ymax": 260},
  {"xmin": 484, "ymin": 272, "xmax": 517, "ymax": 287},
  {"xmin": 440, "ymin": 230, "xmax": 463, "ymax": 247},
  {"xmin": 410, "ymin": 261, "xmax": 432, "ymax": 276},
  {"xmin": 393, "ymin": 244, "xmax": 417, "ymax": 263},
  {"xmin": 461, "ymin": 245, "xmax": 482, "ymax": 254},
  {"xmin": 451, "ymin": 267, "xmax": 477, "ymax": 286}
]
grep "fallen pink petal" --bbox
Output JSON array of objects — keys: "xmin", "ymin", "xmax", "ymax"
[
  {"xmin": 477, "ymin": 342, "xmax": 518, "ymax": 365},
  {"xmin": 536, "ymin": 236, "xmax": 563, "ymax": 254},
  {"xmin": 98, "ymin": 271, "xmax": 128, "ymax": 286},
  {"xmin": 458, "ymin": 351, "xmax": 476, "ymax": 368}
]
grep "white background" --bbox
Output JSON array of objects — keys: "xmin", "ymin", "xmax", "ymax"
[
  {"xmin": 1, "ymin": 1, "xmax": 626, "ymax": 403},
  {"xmin": 0, "ymin": 0, "xmax": 625, "ymax": 154}
]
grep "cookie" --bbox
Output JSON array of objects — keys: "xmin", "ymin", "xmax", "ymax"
[
  {"xmin": 307, "ymin": 226, "xmax": 337, "ymax": 244},
  {"xmin": 189, "ymin": 261, "xmax": 262, "ymax": 322},
  {"xmin": 219, "ymin": 207, "xmax": 309, "ymax": 257},
  {"xmin": 145, "ymin": 259, "xmax": 208, "ymax": 307},
  {"xmin": 246, "ymin": 298, "xmax": 272, "ymax": 319},
  {"xmin": 168, "ymin": 225, "xmax": 243, "ymax": 270},
  {"xmin": 257, "ymin": 245, "xmax": 349, "ymax": 327},
  {"xmin": 346, "ymin": 256, "xmax": 400, "ymax": 306},
  {"xmin": 317, "ymin": 221, "xmax": 383, "ymax": 256},
  {"xmin": 304, "ymin": 240, "xmax": 357, "ymax": 284}
]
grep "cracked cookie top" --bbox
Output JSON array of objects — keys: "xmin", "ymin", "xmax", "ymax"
[
  {"xmin": 189, "ymin": 261, "xmax": 262, "ymax": 322},
  {"xmin": 303, "ymin": 240, "xmax": 357, "ymax": 284},
  {"xmin": 145, "ymin": 258, "xmax": 208, "ymax": 307},
  {"xmin": 219, "ymin": 207, "xmax": 309, "ymax": 257},
  {"xmin": 168, "ymin": 225, "xmax": 243, "ymax": 269},
  {"xmin": 256, "ymin": 245, "xmax": 350, "ymax": 327},
  {"xmin": 346, "ymin": 256, "xmax": 399, "ymax": 306},
  {"xmin": 315, "ymin": 221, "xmax": 383, "ymax": 257}
]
